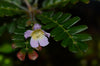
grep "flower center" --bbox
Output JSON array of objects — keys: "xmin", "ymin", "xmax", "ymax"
[{"xmin": 31, "ymin": 29, "xmax": 44, "ymax": 40}]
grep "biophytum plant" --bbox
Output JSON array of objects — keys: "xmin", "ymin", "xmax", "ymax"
[{"xmin": 0, "ymin": 0, "xmax": 92, "ymax": 61}]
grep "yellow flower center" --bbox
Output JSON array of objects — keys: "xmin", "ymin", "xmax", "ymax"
[{"xmin": 31, "ymin": 29, "xmax": 44, "ymax": 40}]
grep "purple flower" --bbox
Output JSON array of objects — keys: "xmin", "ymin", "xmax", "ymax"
[{"xmin": 24, "ymin": 23, "xmax": 50, "ymax": 48}]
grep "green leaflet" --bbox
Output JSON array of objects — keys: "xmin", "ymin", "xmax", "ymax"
[
  {"xmin": 42, "ymin": 0, "xmax": 90, "ymax": 10},
  {"xmin": 51, "ymin": 27, "xmax": 63, "ymax": 37},
  {"xmin": 4, "ymin": 0, "xmax": 21, "ymax": 5},
  {"xmin": 70, "ymin": 0, "xmax": 79, "ymax": 4},
  {"xmin": 14, "ymin": 29, "xmax": 25, "ymax": 35},
  {"xmin": 54, "ymin": 32, "xmax": 67, "ymax": 41},
  {"xmin": 70, "ymin": 0, "xmax": 89, "ymax": 4},
  {"xmin": 69, "ymin": 42, "xmax": 88, "ymax": 53},
  {"xmin": 14, "ymin": 42, "xmax": 26, "ymax": 48},
  {"xmin": 0, "ymin": 1, "xmax": 23, "ymax": 17},
  {"xmin": 13, "ymin": 35, "xmax": 24, "ymax": 41},
  {"xmin": 68, "ymin": 25, "xmax": 88, "ymax": 35},
  {"xmin": 57, "ymin": 13, "xmax": 72, "ymax": 24},
  {"xmin": 7, "ymin": 22, "xmax": 16, "ymax": 34},
  {"xmin": 12, "ymin": 17, "xmax": 29, "ymax": 49},
  {"xmin": 70, "ymin": 0, "xmax": 90, "ymax": 4},
  {"xmin": 61, "ymin": 38, "xmax": 72, "ymax": 48},
  {"xmin": 42, "ymin": 0, "xmax": 70, "ymax": 9},
  {"xmin": 43, "ymin": 11, "xmax": 54, "ymax": 17},
  {"xmin": 80, "ymin": 0, "xmax": 90, "ymax": 4},
  {"xmin": 37, "ymin": 11, "xmax": 92, "ymax": 53},
  {"xmin": 42, "ymin": 23, "xmax": 57, "ymax": 29},
  {"xmin": 63, "ymin": 16, "xmax": 80, "ymax": 29},
  {"xmin": 73, "ymin": 34, "xmax": 92, "ymax": 41},
  {"xmin": 43, "ymin": 0, "xmax": 53, "ymax": 8}
]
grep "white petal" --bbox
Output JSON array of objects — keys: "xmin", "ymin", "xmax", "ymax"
[
  {"xmin": 24, "ymin": 30, "xmax": 33, "ymax": 39},
  {"xmin": 30, "ymin": 38, "xmax": 39, "ymax": 48},
  {"xmin": 43, "ymin": 30, "xmax": 50, "ymax": 37},
  {"xmin": 38, "ymin": 36, "xmax": 49, "ymax": 47}
]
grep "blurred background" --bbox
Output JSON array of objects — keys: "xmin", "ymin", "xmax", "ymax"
[{"xmin": 0, "ymin": 0, "xmax": 100, "ymax": 66}]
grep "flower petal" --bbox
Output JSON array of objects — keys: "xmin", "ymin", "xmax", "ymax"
[
  {"xmin": 33, "ymin": 23, "xmax": 41, "ymax": 30},
  {"xmin": 38, "ymin": 36, "xmax": 49, "ymax": 47},
  {"xmin": 45, "ymin": 32, "xmax": 50, "ymax": 38},
  {"xmin": 43, "ymin": 30, "xmax": 50, "ymax": 38},
  {"xmin": 24, "ymin": 30, "xmax": 33, "ymax": 39},
  {"xmin": 30, "ymin": 38, "xmax": 39, "ymax": 48}
]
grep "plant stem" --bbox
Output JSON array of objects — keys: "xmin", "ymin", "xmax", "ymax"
[
  {"xmin": 24, "ymin": 0, "xmax": 36, "ymax": 23},
  {"xmin": 24, "ymin": 0, "xmax": 32, "ymax": 11}
]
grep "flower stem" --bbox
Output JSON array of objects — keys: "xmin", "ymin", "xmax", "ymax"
[
  {"xmin": 24, "ymin": 0, "xmax": 36, "ymax": 23},
  {"xmin": 24, "ymin": 0, "xmax": 32, "ymax": 11}
]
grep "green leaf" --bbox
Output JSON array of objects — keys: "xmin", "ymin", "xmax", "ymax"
[
  {"xmin": 14, "ymin": 29, "xmax": 25, "ymax": 35},
  {"xmin": 42, "ymin": 0, "xmax": 70, "ymax": 9},
  {"xmin": 80, "ymin": 0, "xmax": 90, "ymax": 4},
  {"xmin": 12, "ymin": 17, "xmax": 29, "ymax": 48},
  {"xmin": 58, "ymin": 13, "xmax": 72, "ymax": 24},
  {"xmin": 0, "ymin": 1, "xmax": 23, "ymax": 17},
  {"xmin": 52, "ymin": 12, "xmax": 63, "ymax": 20},
  {"xmin": 51, "ymin": 27, "xmax": 62, "ymax": 37},
  {"xmin": 7, "ymin": 22, "xmax": 16, "ymax": 34},
  {"xmin": 43, "ymin": 0, "xmax": 53, "ymax": 8},
  {"xmin": 17, "ymin": 18, "xmax": 28, "ymax": 29},
  {"xmin": 43, "ymin": 11, "xmax": 54, "ymax": 17},
  {"xmin": 69, "ymin": 44, "xmax": 79, "ymax": 53},
  {"xmin": 42, "ymin": 0, "xmax": 89, "ymax": 10},
  {"xmin": 12, "ymin": 35, "xmax": 24, "ymax": 41},
  {"xmin": 42, "ymin": 0, "xmax": 90, "ymax": 10},
  {"xmin": 54, "ymin": 32, "xmax": 67, "ymax": 41},
  {"xmin": 77, "ymin": 42, "xmax": 88, "ymax": 52},
  {"xmin": 70, "ymin": 0, "xmax": 79, "ymax": 4},
  {"xmin": 73, "ymin": 34, "xmax": 92, "ymax": 41},
  {"xmin": 42, "ymin": 23, "xmax": 57, "ymax": 29},
  {"xmin": 63, "ymin": 16, "xmax": 80, "ymax": 29},
  {"xmin": 0, "ymin": 24, "xmax": 6, "ymax": 36},
  {"xmin": 15, "ymin": 42, "xmax": 26, "ymax": 48},
  {"xmin": 68, "ymin": 25, "xmax": 88, "ymax": 35},
  {"xmin": 37, "ymin": 11, "xmax": 91, "ymax": 53},
  {"xmin": 61, "ymin": 38, "xmax": 72, "ymax": 48},
  {"xmin": 38, "ymin": 15, "xmax": 52, "ymax": 24},
  {"xmin": 53, "ymin": 0, "xmax": 62, "ymax": 3},
  {"xmin": 4, "ymin": 0, "xmax": 21, "ymax": 5},
  {"xmin": 69, "ymin": 42, "xmax": 88, "ymax": 53}
]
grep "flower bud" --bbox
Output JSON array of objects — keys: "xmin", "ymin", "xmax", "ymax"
[
  {"xmin": 12, "ymin": 43, "xmax": 17, "ymax": 49},
  {"xmin": 17, "ymin": 51, "xmax": 26, "ymax": 61},
  {"xmin": 28, "ymin": 51, "xmax": 38, "ymax": 60}
]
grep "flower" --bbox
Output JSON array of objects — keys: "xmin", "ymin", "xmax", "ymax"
[
  {"xmin": 28, "ymin": 51, "xmax": 38, "ymax": 60},
  {"xmin": 24, "ymin": 23, "xmax": 50, "ymax": 48}
]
